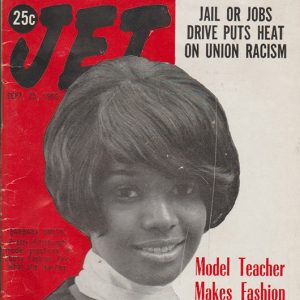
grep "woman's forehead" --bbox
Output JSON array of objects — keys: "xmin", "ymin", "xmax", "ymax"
[
  {"xmin": 104, "ymin": 160, "xmax": 194, "ymax": 181},
  {"xmin": 107, "ymin": 160, "xmax": 161, "ymax": 176}
]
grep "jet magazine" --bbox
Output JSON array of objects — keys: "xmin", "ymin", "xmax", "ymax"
[{"xmin": 1, "ymin": 0, "xmax": 300, "ymax": 299}]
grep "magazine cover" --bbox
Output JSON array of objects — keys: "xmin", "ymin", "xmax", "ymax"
[{"xmin": 1, "ymin": 0, "xmax": 299, "ymax": 299}]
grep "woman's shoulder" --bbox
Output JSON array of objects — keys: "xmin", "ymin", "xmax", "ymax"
[{"xmin": 45, "ymin": 277, "xmax": 76, "ymax": 300}]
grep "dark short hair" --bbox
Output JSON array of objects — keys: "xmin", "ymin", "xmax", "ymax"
[{"xmin": 44, "ymin": 56, "xmax": 239, "ymax": 234}]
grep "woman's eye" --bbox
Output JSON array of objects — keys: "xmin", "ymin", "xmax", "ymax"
[
  {"xmin": 116, "ymin": 187, "xmax": 139, "ymax": 199},
  {"xmin": 172, "ymin": 182, "xmax": 196, "ymax": 196}
]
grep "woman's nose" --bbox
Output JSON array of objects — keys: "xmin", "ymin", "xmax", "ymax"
[{"xmin": 141, "ymin": 194, "xmax": 179, "ymax": 232}]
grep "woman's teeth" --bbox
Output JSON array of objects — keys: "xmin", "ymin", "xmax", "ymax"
[{"xmin": 142, "ymin": 244, "xmax": 176, "ymax": 254}]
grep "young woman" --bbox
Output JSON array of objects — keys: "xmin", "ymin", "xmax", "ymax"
[{"xmin": 44, "ymin": 56, "xmax": 239, "ymax": 299}]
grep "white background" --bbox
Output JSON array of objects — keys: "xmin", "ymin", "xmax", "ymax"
[{"xmin": 174, "ymin": 0, "xmax": 300, "ymax": 298}]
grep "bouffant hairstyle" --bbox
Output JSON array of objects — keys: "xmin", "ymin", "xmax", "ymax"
[{"xmin": 44, "ymin": 56, "xmax": 239, "ymax": 234}]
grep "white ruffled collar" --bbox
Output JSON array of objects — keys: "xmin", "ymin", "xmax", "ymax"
[{"xmin": 75, "ymin": 249, "xmax": 179, "ymax": 300}]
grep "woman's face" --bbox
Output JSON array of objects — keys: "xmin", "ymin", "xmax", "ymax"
[{"xmin": 91, "ymin": 161, "xmax": 207, "ymax": 286}]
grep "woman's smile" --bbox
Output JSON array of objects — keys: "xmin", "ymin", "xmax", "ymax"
[{"xmin": 133, "ymin": 238, "xmax": 186, "ymax": 263}]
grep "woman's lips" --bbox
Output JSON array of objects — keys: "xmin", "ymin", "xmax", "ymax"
[{"xmin": 133, "ymin": 238, "xmax": 185, "ymax": 263}]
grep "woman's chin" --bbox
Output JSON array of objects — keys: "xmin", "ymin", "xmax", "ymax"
[{"xmin": 127, "ymin": 266, "xmax": 181, "ymax": 286}]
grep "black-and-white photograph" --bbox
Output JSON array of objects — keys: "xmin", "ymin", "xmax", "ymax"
[
  {"xmin": 44, "ymin": 56, "xmax": 239, "ymax": 299},
  {"xmin": 2, "ymin": 0, "xmax": 299, "ymax": 299}
]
